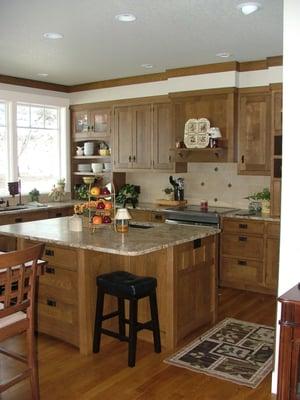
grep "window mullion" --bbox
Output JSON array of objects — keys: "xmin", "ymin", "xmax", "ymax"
[{"xmin": 8, "ymin": 101, "xmax": 18, "ymax": 181}]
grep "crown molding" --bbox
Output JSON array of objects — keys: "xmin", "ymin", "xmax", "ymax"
[{"xmin": 0, "ymin": 74, "xmax": 69, "ymax": 93}]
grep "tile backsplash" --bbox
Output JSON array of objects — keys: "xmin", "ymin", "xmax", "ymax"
[{"xmin": 126, "ymin": 163, "xmax": 270, "ymax": 209}]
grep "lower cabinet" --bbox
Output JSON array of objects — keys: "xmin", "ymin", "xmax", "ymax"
[
  {"xmin": 220, "ymin": 217, "xmax": 280, "ymax": 294},
  {"xmin": 127, "ymin": 209, "xmax": 166, "ymax": 223}
]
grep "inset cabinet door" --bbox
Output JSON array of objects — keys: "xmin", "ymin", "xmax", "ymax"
[
  {"xmin": 132, "ymin": 104, "xmax": 152, "ymax": 169},
  {"xmin": 90, "ymin": 108, "xmax": 111, "ymax": 136},
  {"xmin": 153, "ymin": 103, "xmax": 173, "ymax": 170},
  {"xmin": 72, "ymin": 110, "xmax": 89, "ymax": 134},
  {"xmin": 238, "ymin": 92, "xmax": 271, "ymax": 175},
  {"xmin": 114, "ymin": 106, "xmax": 133, "ymax": 169},
  {"xmin": 265, "ymin": 236, "xmax": 280, "ymax": 290}
]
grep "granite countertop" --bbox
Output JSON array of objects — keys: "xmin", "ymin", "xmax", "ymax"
[
  {"xmin": 0, "ymin": 201, "xmax": 77, "ymax": 216},
  {"xmin": 224, "ymin": 210, "xmax": 280, "ymax": 222},
  {"xmin": 0, "ymin": 217, "xmax": 220, "ymax": 256}
]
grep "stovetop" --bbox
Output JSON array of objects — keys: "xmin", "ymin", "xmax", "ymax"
[
  {"xmin": 165, "ymin": 205, "xmax": 237, "ymax": 215},
  {"xmin": 164, "ymin": 205, "xmax": 238, "ymax": 224}
]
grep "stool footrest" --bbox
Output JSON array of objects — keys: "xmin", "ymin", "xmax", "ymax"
[
  {"xmin": 102, "ymin": 310, "xmax": 120, "ymax": 321},
  {"xmin": 101, "ymin": 328, "xmax": 129, "ymax": 342}
]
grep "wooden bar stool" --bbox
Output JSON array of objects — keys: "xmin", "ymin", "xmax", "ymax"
[
  {"xmin": 93, "ymin": 271, "xmax": 161, "ymax": 367},
  {"xmin": 0, "ymin": 244, "xmax": 46, "ymax": 400}
]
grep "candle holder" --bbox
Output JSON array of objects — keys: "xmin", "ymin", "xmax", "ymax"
[{"xmin": 115, "ymin": 208, "xmax": 132, "ymax": 233}]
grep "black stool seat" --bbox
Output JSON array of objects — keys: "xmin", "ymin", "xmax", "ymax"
[
  {"xmin": 93, "ymin": 270, "xmax": 161, "ymax": 367},
  {"xmin": 96, "ymin": 271, "xmax": 157, "ymax": 299}
]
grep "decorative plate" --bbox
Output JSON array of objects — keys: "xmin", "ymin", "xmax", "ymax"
[
  {"xmin": 197, "ymin": 132, "xmax": 210, "ymax": 148},
  {"xmin": 184, "ymin": 119, "xmax": 199, "ymax": 134},
  {"xmin": 198, "ymin": 118, "xmax": 210, "ymax": 133},
  {"xmin": 184, "ymin": 133, "xmax": 198, "ymax": 148}
]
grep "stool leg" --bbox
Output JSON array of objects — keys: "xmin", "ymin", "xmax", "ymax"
[
  {"xmin": 93, "ymin": 287, "xmax": 105, "ymax": 353},
  {"xmin": 149, "ymin": 290, "xmax": 161, "ymax": 353},
  {"xmin": 118, "ymin": 297, "xmax": 126, "ymax": 339},
  {"xmin": 128, "ymin": 299, "xmax": 138, "ymax": 367}
]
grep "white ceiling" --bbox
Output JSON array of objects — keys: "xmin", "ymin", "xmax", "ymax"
[{"xmin": 0, "ymin": 0, "xmax": 283, "ymax": 86}]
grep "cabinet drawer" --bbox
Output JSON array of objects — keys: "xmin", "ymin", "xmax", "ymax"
[
  {"xmin": 222, "ymin": 234, "xmax": 264, "ymax": 259},
  {"xmin": 37, "ymin": 298, "xmax": 79, "ymax": 346},
  {"xmin": 221, "ymin": 257, "xmax": 263, "ymax": 285},
  {"xmin": 266, "ymin": 222, "xmax": 280, "ymax": 236},
  {"xmin": 129, "ymin": 209, "xmax": 152, "ymax": 222},
  {"xmin": 39, "ymin": 267, "xmax": 77, "ymax": 305},
  {"xmin": 48, "ymin": 207, "xmax": 73, "ymax": 219},
  {"xmin": 43, "ymin": 245, "xmax": 78, "ymax": 271},
  {"xmin": 223, "ymin": 218, "xmax": 264, "ymax": 235}
]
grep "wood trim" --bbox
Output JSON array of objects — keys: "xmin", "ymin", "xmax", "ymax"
[
  {"xmin": 270, "ymin": 82, "xmax": 283, "ymax": 91},
  {"xmin": 0, "ymin": 74, "xmax": 69, "ymax": 93},
  {"xmin": 238, "ymin": 60, "xmax": 267, "ymax": 72},
  {"xmin": 166, "ymin": 61, "xmax": 238, "ymax": 78},
  {"xmin": 69, "ymin": 72, "xmax": 167, "ymax": 93},
  {"xmin": 238, "ymin": 85, "xmax": 270, "ymax": 94},
  {"xmin": 267, "ymin": 56, "xmax": 283, "ymax": 67},
  {"xmin": 169, "ymin": 87, "xmax": 237, "ymax": 99}
]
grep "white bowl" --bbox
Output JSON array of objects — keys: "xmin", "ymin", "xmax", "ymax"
[
  {"xmin": 103, "ymin": 163, "xmax": 111, "ymax": 172},
  {"xmin": 91, "ymin": 163, "xmax": 103, "ymax": 173},
  {"xmin": 78, "ymin": 164, "xmax": 91, "ymax": 172}
]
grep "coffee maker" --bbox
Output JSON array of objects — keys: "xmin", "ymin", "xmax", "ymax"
[{"xmin": 169, "ymin": 176, "xmax": 184, "ymax": 201}]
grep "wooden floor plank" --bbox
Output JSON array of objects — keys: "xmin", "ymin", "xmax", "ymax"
[{"xmin": 0, "ymin": 288, "xmax": 277, "ymax": 399}]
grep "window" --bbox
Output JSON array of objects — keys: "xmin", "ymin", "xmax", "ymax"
[
  {"xmin": 0, "ymin": 102, "xmax": 8, "ymax": 196},
  {"xmin": 16, "ymin": 103, "xmax": 62, "ymax": 193}
]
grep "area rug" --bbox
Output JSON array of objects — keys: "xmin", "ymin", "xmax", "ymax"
[{"xmin": 164, "ymin": 318, "xmax": 274, "ymax": 388}]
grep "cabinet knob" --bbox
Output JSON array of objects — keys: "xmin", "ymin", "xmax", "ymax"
[
  {"xmin": 133, "ymin": 155, "xmax": 136, "ymax": 162},
  {"xmin": 45, "ymin": 249, "xmax": 55, "ymax": 257},
  {"xmin": 47, "ymin": 298, "xmax": 57, "ymax": 307},
  {"xmin": 239, "ymin": 223, "xmax": 248, "ymax": 229},
  {"xmin": 169, "ymin": 155, "xmax": 172, "ymax": 162},
  {"xmin": 241, "ymin": 155, "xmax": 245, "ymax": 163},
  {"xmin": 239, "ymin": 236, "xmax": 247, "ymax": 242},
  {"xmin": 91, "ymin": 125, "xmax": 94, "ymax": 131},
  {"xmin": 129, "ymin": 155, "xmax": 132, "ymax": 162},
  {"xmin": 238, "ymin": 260, "xmax": 247, "ymax": 266},
  {"xmin": 45, "ymin": 266, "xmax": 55, "ymax": 274},
  {"xmin": 15, "ymin": 218, "xmax": 22, "ymax": 223}
]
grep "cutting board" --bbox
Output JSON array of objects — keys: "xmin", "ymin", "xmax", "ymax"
[{"xmin": 155, "ymin": 199, "xmax": 187, "ymax": 206}]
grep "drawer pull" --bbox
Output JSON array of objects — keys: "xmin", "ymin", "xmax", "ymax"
[
  {"xmin": 45, "ymin": 249, "xmax": 55, "ymax": 257},
  {"xmin": 154, "ymin": 214, "xmax": 162, "ymax": 220},
  {"xmin": 56, "ymin": 212, "xmax": 62, "ymax": 217},
  {"xmin": 47, "ymin": 299, "xmax": 56, "ymax": 307},
  {"xmin": 238, "ymin": 260, "xmax": 247, "ymax": 266},
  {"xmin": 239, "ymin": 236, "xmax": 247, "ymax": 242},
  {"xmin": 15, "ymin": 218, "xmax": 22, "ymax": 223},
  {"xmin": 45, "ymin": 266, "xmax": 55, "ymax": 274},
  {"xmin": 239, "ymin": 223, "xmax": 248, "ymax": 229}
]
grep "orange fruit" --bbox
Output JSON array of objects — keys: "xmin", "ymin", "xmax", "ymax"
[
  {"xmin": 92, "ymin": 215, "xmax": 102, "ymax": 224},
  {"xmin": 104, "ymin": 202, "xmax": 112, "ymax": 209}
]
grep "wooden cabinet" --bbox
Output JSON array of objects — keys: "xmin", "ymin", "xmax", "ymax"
[
  {"xmin": 128, "ymin": 209, "xmax": 165, "ymax": 223},
  {"xmin": 72, "ymin": 108, "xmax": 111, "ymax": 138},
  {"xmin": 277, "ymin": 285, "xmax": 300, "ymax": 400},
  {"xmin": 220, "ymin": 217, "xmax": 280, "ymax": 294},
  {"xmin": 270, "ymin": 84, "xmax": 283, "ymax": 217},
  {"xmin": 170, "ymin": 88, "xmax": 237, "ymax": 162},
  {"xmin": 238, "ymin": 88, "xmax": 271, "ymax": 175},
  {"xmin": 153, "ymin": 103, "xmax": 173, "ymax": 170}
]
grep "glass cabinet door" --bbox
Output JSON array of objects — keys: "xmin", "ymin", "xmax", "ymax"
[
  {"xmin": 73, "ymin": 110, "xmax": 89, "ymax": 134},
  {"xmin": 90, "ymin": 109, "xmax": 110, "ymax": 136}
]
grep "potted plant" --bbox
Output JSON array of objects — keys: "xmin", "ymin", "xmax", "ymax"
[
  {"xmin": 28, "ymin": 188, "xmax": 40, "ymax": 202},
  {"xmin": 245, "ymin": 188, "xmax": 271, "ymax": 214}
]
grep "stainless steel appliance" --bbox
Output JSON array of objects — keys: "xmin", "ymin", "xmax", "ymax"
[
  {"xmin": 164, "ymin": 205, "xmax": 238, "ymax": 227},
  {"xmin": 169, "ymin": 176, "xmax": 184, "ymax": 201}
]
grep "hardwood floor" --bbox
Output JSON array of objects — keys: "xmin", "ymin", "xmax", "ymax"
[{"xmin": 1, "ymin": 288, "xmax": 277, "ymax": 400}]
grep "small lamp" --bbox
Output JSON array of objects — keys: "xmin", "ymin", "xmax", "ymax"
[
  {"xmin": 208, "ymin": 127, "xmax": 222, "ymax": 148},
  {"xmin": 115, "ymin": 208, "xmax": 132, "ymax": 233}
]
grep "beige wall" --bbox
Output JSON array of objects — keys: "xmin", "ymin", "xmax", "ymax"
[{"xmin": 127, "ymin": 163, "xmax": 270, "ymax": 209}]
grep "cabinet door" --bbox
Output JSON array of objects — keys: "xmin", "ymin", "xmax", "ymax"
[
  {"xmin": 238, "ymin": 92, "xmax": 271, "ymax": 175},
  {"xmin": 153, "ymin": 103, "xmax": 173, "ymax": 170},
  {"xmin": 113, "ymin": 106, "xmax": 133, "ymax": 169},
  {"xmin": 265, "ymin": 236, "xmax": 280, "ymax": 290},
  {"xmin": 72, "ymin": 110, "xmax": 89, "ymax": 135},
  {"xmin": 90, "ymin": 108, "xmax": 111, "ymax": 137},
  {"xmin": 132, "ymin": 104, "xmax": 152, "ymax": 169}
]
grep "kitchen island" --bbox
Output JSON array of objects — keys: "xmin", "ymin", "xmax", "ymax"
[{"xmin": 0, "ymin": 218, "xmax": 219, "ymax": 354}]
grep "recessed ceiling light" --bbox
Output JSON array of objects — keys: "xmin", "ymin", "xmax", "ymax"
[
  {"xmin": 42, "ymin": 32, "xmax": 64, "ymax": 40},
  {"xmin": 216, "ymin": 52, "xmax": 232, "ymax": 58},
  {"xmin": 115, "ymin": 13, "xmax": 136, "ymax": 22},
  {"xmin": 141, "ymin": 64, "xmax": 153, "ymax": 69},
  {"xmin": 37, "ymin": 73, "xmax": 49, "ymax": 77},
  {"xmin": 237, "ymin": 2, "xmax": 261, "ymax": 15}
]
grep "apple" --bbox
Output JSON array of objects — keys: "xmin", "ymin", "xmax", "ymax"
[
  {"xmin": 102, "ymin": 187, "xmax": 110, "ymax": 195},
  {"xmin": 92, "ymin": 215, "xmax": 103, "ymax": 225},
  {"xmin": 90, "ymin": 186, "xmax": 101, "ymax": 196},
  {"xmin": 102, "ymin": 215, "xmax": 111, "ymax": 224},
  {"xmin": 97, "ymin": 201, "xmax": 105, "ymax": 210}
]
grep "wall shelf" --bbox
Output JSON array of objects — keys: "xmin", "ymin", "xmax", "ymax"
[
  {"xmin": 170, "ymin": 146, "xmax": 228, "ymax": 163},
  {"xmin": 73, "ymin": 171, "xmax": 111, "ymax": 176},
  {"xmin": 73, "ymin": 155, "xmax": 111, "ymax": 161}
]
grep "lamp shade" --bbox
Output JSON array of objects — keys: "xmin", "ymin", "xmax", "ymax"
[
  {"xmin": 208, "ymin": 127, "xmax": 222, "ymax": 138},
  {"xmin": 115, "ymin": 208, "xmax": 132, "ymax": 220}
]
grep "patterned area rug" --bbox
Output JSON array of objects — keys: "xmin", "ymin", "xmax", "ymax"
[{"xmin": 165, "ymin": 318, "xmax": 274, "ymax": 388}]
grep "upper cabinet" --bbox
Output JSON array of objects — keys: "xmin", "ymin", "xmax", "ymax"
[
  {"xmin": 72, "ymin": 108, "xmax": 111, "ymax": 139},
  {"xmin": 238, "ymin": 88, "xmax": 271, "ymax": 175},
  {"xmin": 113, "ymin": 100, "xmax": 186, "ymax": 172},
  {"xmin": 170, "ymin": 88, "xmax": 237, "ymax": 162}
]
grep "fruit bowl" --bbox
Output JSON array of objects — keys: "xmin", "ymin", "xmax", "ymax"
[{"xmin": 82, "ymin": 176, "xmax": 95, "ymax": 185}]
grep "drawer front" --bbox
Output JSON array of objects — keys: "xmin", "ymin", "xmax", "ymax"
[
  {"xmin": 221, "ymin": 257, "xmax": 263, "ymax": 285},
  {"xmin": 151, "ymin": 212, "xmax": 165, "ymax": 223},
  {"xmin": 222, "ymin": 234, "xmax": 264, "ymax": 259},
  {"xmin": 39, "ymin": 267, "xmax": 78, "ymax": 305},
  {"xmin": 37, "ymin": 298, "xmax": 79, "ymax": 346},
  {"xmin": 0, "ymin": 212, "xmax": 46, "ymax": 225},
  {"xmin": 43, "ymin": 245, "xmax": 78, "ymax": 271},
  {"xmin": 48, "ymin": 207, "xmax": 73, "ymax": 219},
  {"xmin": 129, "ymin": 209, "xmax": 152, "ymax": 222},
  {"xmin": 222, "ymin": 218, "xmax": 264, "ymax": 235},
  {"xmin": 266, "ymin": 222, "xmax": 280, "ymax": 237}
]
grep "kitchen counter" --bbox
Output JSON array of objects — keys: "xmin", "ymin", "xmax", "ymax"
[
  {"xmin": 0, "ymin": 217, "xmax": 219, "ymax": 256},
  {"xmin": 0, "ymin": 217, "xmax": 219, "ymax": 354},
  {"xmin": 224, "ymin": 209, "xmax": 280, "ymax": 222},
  {"xmin": 0, "ymin": 201, "xmax": 76, "ymax": 216}
]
